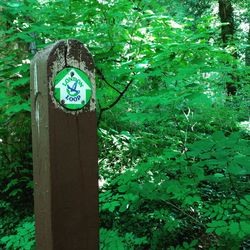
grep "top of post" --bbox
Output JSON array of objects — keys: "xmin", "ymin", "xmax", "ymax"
[{"xmin": 32, "ymin": 39, "xmax": 96, "ymax": 113}]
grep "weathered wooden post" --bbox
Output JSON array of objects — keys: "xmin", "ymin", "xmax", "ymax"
[{"xmin": 30, "ymin": 40, "xmax": 98, "ymax": 250}]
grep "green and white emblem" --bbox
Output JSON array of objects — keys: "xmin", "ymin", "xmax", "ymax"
[{"xmin": 52, "ymin": 67, "xmax": 92, "ymax": 110}]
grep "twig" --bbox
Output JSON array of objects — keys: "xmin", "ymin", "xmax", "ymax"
[
  {"xmin": 98, "ymin": 78, "xmax": 134, "ymax": 125},
  {"xmin": 96, "ymin": 67, "xmax": 122, "ymax": 94},
  {"xmin": 165, "ymin": 201, "xmax": 206, "ymax": 228}
]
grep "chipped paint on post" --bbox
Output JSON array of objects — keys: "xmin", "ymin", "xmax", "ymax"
[
  {"xmin": 33, "ymin": 62, "xmax": 38, "ymax": 95},
  {"xmin": 33, "ymin": 62, "xmax": 40, "ymax": 136}
]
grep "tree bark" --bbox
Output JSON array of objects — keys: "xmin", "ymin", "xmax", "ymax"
[
  {"xmin": 218, "ymin": 0, "xmax": 235, "ymax": 44},
  {"xmin": 246, "ymin": 25, "xmax": 250, "ymax": 66},
  {"xmin": 218, "ymin": 0, "xmax": 237, "ymax": 96}
]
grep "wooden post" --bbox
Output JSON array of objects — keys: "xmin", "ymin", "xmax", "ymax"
[{"xmin": 30, "ymin": 40, "xmax": 98, "ymax": 250}]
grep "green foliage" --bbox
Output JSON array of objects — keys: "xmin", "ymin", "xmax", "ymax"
[
  {"xmin": 0, "ymin": 217, "xmax": 35, "ymax": 250},
  {"xmin": 100, "ymin": 132, "xmax": 250, "ymax": 249},
  {"xmin": 0, "ymin": 0, "xmax": 249, "ymax": 249},
  {"xmin": 100, "ymin": 228, "xmax": 147, "ymax": 250}
]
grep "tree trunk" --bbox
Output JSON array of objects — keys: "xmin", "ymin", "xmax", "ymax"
[
  {"xmin": 218, "ymin": 0, "xmax": 235, "ymax": 44},
  {"xmin": 218, "ymin": 0, "xmax": 237, "ymax": 96},
  {"xmin": 246, "ymin": 25, "xmax": 250, "ymax": 66}
]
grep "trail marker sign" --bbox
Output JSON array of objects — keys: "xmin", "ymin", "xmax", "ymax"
[
  {"xmin": 53, "ymin": 67, "xmax": 92, "ymax": 110},
  {"xmin": 30, "ymin": 40, "xmax": 98, "ymax": 250}
]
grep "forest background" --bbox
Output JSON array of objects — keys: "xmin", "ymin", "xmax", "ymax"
[{"xmin": 0, "ymin": 0, "xmax": 250, "ymax": 249}]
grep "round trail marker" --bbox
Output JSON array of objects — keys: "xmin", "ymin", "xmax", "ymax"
[{"xmin": 53, "ymin": 67, "xmax": 92, "ymax": 110}]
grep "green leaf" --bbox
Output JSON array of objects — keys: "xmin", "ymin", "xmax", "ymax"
[
  {"xmin": 229, "ymin": 222, "xmax": 240, "ymax": 235},
  {"xmin": 236, "ymin": 205, "xmax": 245, "ymax": 212},
  {"xmin": 240, "ymin": 221, "xmax": 250, "ymax": 235},
  {"xmin": 213, "ymin": 173, "xmax": 224, "ymax": 178},
  {"xmin": 207, "ymin": 220, "xmax": 227, "ymax": 227},
  {"xmin": 5, "ymin": 102, "xmax": 31, "ymax": 114}
]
